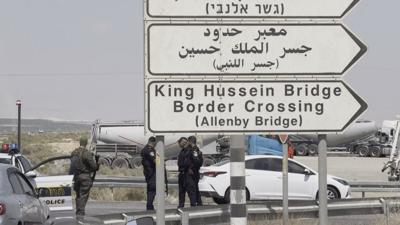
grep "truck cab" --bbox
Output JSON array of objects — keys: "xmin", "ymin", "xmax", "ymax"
[{"xmin": 0, "ymin": 145, "xmax": 75, "ymax": 211}]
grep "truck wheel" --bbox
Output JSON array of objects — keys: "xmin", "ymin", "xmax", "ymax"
[
  {"xmin": 369, "ymin": 146, "xmax": 381, "ymax": 157},
  {"xmin": 99, "ymin": 157, "xmax": 110, "ymax": 168},
  {"xmin": 203, "ymin": 157, "xmax": 216, "ymax": 167},
  {"xmin": 358, "ymin": 146, "xmax": 370, "ymax": 157},
  {"xmin": 112, "ymin": 158, "xmax": 129, "ymax": 169},
  {"xmin": 219, "ymin": 156, "xmax": 230, "ymax": 162},
  {"xmin": 307, "ymin": 144, "xmax": 318, "ymax": 156},
  {"xmin": 295, "ymin": 144, "xmax": 308, "ymax": 156},
  {"xmin": 130, "ymin": 156, "xmax": 142, "ymax": 169}
]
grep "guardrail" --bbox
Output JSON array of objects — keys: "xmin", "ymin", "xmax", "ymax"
[
  {"xmin": 94, "ymin": 197, "xmax": 400, "ymax": 225},
  {"xmin": 93, "ymin": 176, "xmax": 400, "ymax": 200}
]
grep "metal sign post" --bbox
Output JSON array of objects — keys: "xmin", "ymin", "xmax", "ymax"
[
  {"xmin": 156, "ymin": 136, "xmax": 165, "ymax": 225},
  {"xmin": 318, "ymin": 135, "xmax": 328, "ymax": 225},
  {"xmin": 230, "ymin": 135, "xmax": 247, "ymax": 225},
  {"xmin": 282, "ymin": 139, "xmax": 289, "ymax": 225}
]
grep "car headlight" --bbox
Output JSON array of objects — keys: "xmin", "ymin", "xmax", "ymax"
[{"xmin": 333, "ymin": 177, "xmax": 349, "ymax": 186}]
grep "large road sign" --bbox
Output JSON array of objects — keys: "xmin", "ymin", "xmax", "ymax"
[
  {"xmin": 145, "ymin": 79, "xmax": 368, "ymax": 135},
  {"xmin": 144, "ymin": 0, "xmax": 362, "ymax": 20},
  {"xmin": 145, "ymin": 22, "xmax": 367, "ymax": 78}
]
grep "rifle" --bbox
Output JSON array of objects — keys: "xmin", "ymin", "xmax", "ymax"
[{"xmin": 92, "ymin": 154, "xmax": 100, "ymax": 182}]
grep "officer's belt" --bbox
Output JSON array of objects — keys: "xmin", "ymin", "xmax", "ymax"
[{"xmin": 74, "ymin": 171, "xmax": 90, "ymax": 175}]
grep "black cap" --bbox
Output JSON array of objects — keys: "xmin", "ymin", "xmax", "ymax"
[
  {"xmin": 177, "ymin": 137, "xmax": 188, "ymax": 143},
  {"xmin": 148, "ymin": 136, "xmax": 156, "ymax": 142}
]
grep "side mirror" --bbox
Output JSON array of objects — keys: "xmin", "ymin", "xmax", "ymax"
[
  {"xmin": 25, "ymin": 171, "xmax": 37, "ymax": 178},
  {"xmin": 304, "ymin": 169, "xmax": 311, "ymax": 175},
  {"xmin": 126, "ymin": 216, "xmax": 154, "ymax": 225},
  {"xmin": 37, "ymin": 188, "xmax": 51, "ymax": 197}
]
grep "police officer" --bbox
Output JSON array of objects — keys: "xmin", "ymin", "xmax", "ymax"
[
  {"xmin": 141, "ymin": 136, "xmax": 158, "ymax": 210},
  {"xmin": 177, "ymin": 137, "xmax": 189, "ymax": 208},
  {"xmin": 186, "ymin": 135, "xmax": 203, "ymax": 207},
  {"xmin": 71, "ymin": 136, "xmax": 98, "ymax": 216}
]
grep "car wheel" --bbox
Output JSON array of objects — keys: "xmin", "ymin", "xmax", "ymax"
[
  {"xmin": 112, "ymin": 157, "xmax": 129, "ymax": 169},
  {"xmin": 307, "ymin": 144, "xmax": 318, "ymax": 156},
  {"xmin": 130, "ymin": 156, "xmax": 143, "ymax": 169},
  {"xmin": 224, "ymin": 188, "xmax": 231, "ymax": 204},
  {"xmin": 358, "ymin": 146, "xmax": 370, "ymax": 157},
  {"xmin": 317, "ymin": 186, "xmax": 339, "ymax": 200},
  {"xmin": 327, "ymin": 186, "xmax": 339, "ymax": 199},
  {"xmin": 369, "ymin": 146, "xmax": 381, "ymax": 157},
  {"xmin": 213, "ymin": 197, "xmax": 228, "ymax": 205},
  {"xmin": 295, "ymin": 144, "xmax": 308, "ymax": 156}
]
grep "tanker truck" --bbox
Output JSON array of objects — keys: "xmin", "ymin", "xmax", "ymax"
[
  {"xmin": 353, "ymin": 119, "xmax": 400, "ymax": 158},
  {"xmin": 89, "ymin": 119, "xmax": 378, "ymax": 169},
  {"xmin": 88, "ymin": 120, "xmax": 230, "ymax": 169},
  {"xmin": 291, "ymin": 119, "xmax": 377, "ymax": 156}
]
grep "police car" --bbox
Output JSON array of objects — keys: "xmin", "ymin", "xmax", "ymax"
[{"xmin": 0, "ymin": 143, "xmax": 75, "ymax": 211}]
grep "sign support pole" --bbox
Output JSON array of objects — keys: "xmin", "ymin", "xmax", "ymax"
[
  {"xmin": 156, "ymin": 135, "xmax": 165, "ymax": 225},
  {"xmin": 282, "ymin": 141, "xmax": 289, "ymax": 225},
  {"xmin": 230, "ymin": 135, "xmax": 247, "ymax": 225},
  {"xmin": 318, "ymin": 134, "xmax": 328, "ymax": 225}
]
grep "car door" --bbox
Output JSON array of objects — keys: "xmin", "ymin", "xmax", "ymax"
[
  {"xmin": 7, "ymin": 169, "xmax": 30, "ymax": 223},
  {"xmin": 27, "ymin": 156, "xmax": 75, "ymax": 211},
  {"xmin": 15, "ymin": 171, "xmax": 45, "ymax": 224},
  {"xmin": 273, "ymin": 159, "xmax": 316, "ymax": 199},
  {"xmin": 245, "ymin": 158, "xmax": 278, "ymax": 199}
]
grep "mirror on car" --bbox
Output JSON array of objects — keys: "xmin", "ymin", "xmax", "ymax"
[
  {"xmin": 37, "ymin": 187, "xmax": 52, "ymax": 197},
  {"xmin": 126, "ymin": 216, "xmax": 154, "ymax": 225},
  {"xmin": 25, "ymin": 170, "xmax": 37, "ymax": 178},
  {"xmin": 304, "ymin": 169, "xmax": 311, "ymax": 175}
]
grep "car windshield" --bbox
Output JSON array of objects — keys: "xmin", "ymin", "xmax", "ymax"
[
  {"xmin": 0, "ymin": 158, "xmax": 11, "ymax": 164},
  {"xmin": 213, "ymin": 160, "xmax": 230, "ymax": 167}
]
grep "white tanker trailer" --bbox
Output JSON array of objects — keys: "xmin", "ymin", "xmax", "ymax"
[
  {"xmin": 88, "ymin": 120, "xmax": 230, "ymax": 169},
  {"xmin": 89, "ymin": 119, "xmax": 377, "ymax": 169},
  {"xmin": 292, "ymin": 119, "xmax": 378, "ymax": 156}
]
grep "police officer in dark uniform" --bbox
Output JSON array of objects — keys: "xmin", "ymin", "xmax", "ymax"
[
  {"xmin": 186, "ymin": 135, "xmax": 203, "ymax": 207},
  {"xmin": 71, "ymin": 136, "xmax": 98, "ymax": 216},
  {"xmin": 141, "ymin": 136, "xmax": 157, "ymax": 210},
  {"xmin": 177, "ymin": 137, "xmax": 189, "ymax": 208}
]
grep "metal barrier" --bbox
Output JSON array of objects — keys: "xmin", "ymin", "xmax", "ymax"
[{"xmin": 94, "ymin": 197, "xmax": 400, "ymax": 225}]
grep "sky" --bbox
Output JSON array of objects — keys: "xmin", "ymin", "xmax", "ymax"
[{"xmin": 0, "ymin": 0, "xmax": 399, "ymax": 127}]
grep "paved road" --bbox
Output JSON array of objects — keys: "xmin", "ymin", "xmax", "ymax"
[{"xmin": 51, "ymin": 155, "xmax": 400, "ymax": 224}]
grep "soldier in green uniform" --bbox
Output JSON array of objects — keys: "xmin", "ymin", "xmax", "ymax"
[{"xmin": 71, "ymin": 136, "xmax": 98, "ymax": 216}]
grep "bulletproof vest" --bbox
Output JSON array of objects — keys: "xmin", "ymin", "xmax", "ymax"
[
  {"xmin": 141, "ymin": 145, "xmax": 154, "ymax": 168},
  {"xmin": 178, "ymin": 147, "xmax": 189, "ymax": 168},
  {"xmin": 191, "ymin": 147, "xmax": 203, "ymax": 170}
]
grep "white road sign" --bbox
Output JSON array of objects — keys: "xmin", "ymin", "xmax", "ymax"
[
  {"xmin": 145, "ymin": 23, "xmax": 367, "ymax": 77},
  {"xmin": 145, "ymin": 79, "xmax": 368, "ymax": 135},
  {"xmin": 145, "ymin": 0, "xmax": 362, "ymax": 19}
]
